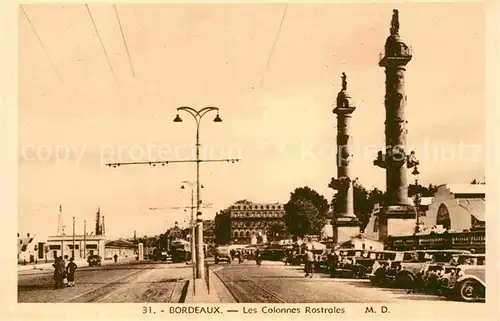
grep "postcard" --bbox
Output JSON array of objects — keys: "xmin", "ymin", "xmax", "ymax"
[{"xmin": 2, "ymin": 1, "xmax": 498, "ymax": 320}]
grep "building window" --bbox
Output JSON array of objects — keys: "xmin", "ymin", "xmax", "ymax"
[
  {"xmin": 234, "ymin": 231, "xmax": 239, "ymax": 238},
  {"xmin": 246, "ymin": 231, "xmax": 251, "ymax": 237},
  {"xmin": 437, "ymin": 203, "xmax": 451, "ymax": 230},
  {"xmin": 362, "ymin": 244, "xmax": 366, "ymax": 249},
  {"xmin": 86, "ymin": 244, "xmax": 98, "ymax": 249},
  {"xmin": 373, "ymin": 217, "xmax": 379, "ymax": 233},
  {"xmin": 49, "ymin": 245, "xmax": 61, "ymax": 250}
]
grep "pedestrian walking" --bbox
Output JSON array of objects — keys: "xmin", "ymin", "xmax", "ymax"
[
  {"xmin": 304, "ymin": 249, "xmax": 315, "ymax": 278},
  {"xmin": 66, "ymin": 257, "xmax": 77, "ymax": 287},
  {"xmin": 52, "ymin": 256, "xmax": 66, "ymax": 289},
  {"xmin": 327, "ymin": 250, "xmax": 338, "ymax": 277},
  {"xmin": 113, "ymin": 253, "xmax": 118, "ymax": 263}
]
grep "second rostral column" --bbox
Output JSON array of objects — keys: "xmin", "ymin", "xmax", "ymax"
[
  {"xmin": 374, "ymin": 9, "xmax": 419, "ymax": 241},
  {"xmin": 330, "ymin": 73, "xmax": 360, "ymax": 244}
]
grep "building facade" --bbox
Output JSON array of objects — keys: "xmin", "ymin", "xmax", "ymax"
[
  {"xmin": 104, "ymin": 239, "xmax": 138, "ymax": 260},
  {"xmin": 203, "ymin": 220, "xmax": 215, "ymax": 245},
  {"xmin": 46, "ymin": 234, "xmax": 107, "ymax": 260},
  {"xmin": 215, "ymin": 200, "xmax": 286, "ymax": 245},
  {"xmin": 364, "ymin": 196, "xmax": 433, "ymax": 240}
]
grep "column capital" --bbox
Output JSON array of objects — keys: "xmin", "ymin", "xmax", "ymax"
[{"xmin": 373, "ymin": 151, "xmax": 387, "ymax": 168}]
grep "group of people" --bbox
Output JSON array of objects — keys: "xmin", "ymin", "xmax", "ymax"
[{"xmin": 52, "ymin": 255, "xmax": 78, "ymax": 289}]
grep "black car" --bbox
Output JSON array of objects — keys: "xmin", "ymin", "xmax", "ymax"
[{"xmin": 87, "ymin": 255, "xmax": 102, "ymax": 267}]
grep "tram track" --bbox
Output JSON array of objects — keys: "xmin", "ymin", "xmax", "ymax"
[
  {"xmin": 62, "ymin": 264, "xmax": 156, "ymax": 303},
  {"xmin": 212, "ymin": 267, "xmax": 286, "ymax": 303}
]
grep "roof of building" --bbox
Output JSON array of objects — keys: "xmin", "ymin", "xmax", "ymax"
[
  {"xmin": 442, "ymin": 184, "xmax": 486, "ymax": 195},
  {"xmin": 457, "ymin": 198, "xmax": 485, "ymax": 222},
  {"xmin": 105, "ymin": 239, "xmax": 137, "ymax": 248}
]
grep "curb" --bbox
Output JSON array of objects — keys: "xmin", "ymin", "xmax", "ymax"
[{"xmin": 184, "ymin": 266, "xmax": 223, "ymax": 303}]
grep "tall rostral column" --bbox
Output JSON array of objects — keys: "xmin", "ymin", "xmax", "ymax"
[
  {"xmin": 374, "ymin": 9, "xmax": 419, "ymax": 241},
  {"xmin": 330, "ymin": 73, "xmax": 360, "ymax": 244}
]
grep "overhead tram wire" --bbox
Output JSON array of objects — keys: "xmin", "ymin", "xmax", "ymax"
[
  {"xmin": 259, "ymin": 3, "xmax": 288, "ymax": 88},
  {"xmin": 114, "ymin": 4, "xmax": 136, "ymax": 78},
  {"xmin": 20, "ymin": 5, "xmax": 63, "ymax": 83},
  {"xmin": 85, "ymin": 4, "xmax": 120, "ymax": 88}
]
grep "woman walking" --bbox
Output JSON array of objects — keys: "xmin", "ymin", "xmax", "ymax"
[{"xmin": 66, "ymin": 257, "xmax": 78, "ymax": 287}]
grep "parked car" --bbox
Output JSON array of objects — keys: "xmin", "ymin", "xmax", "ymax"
[
  {"xmin": 87, "ymin": 255, "xmax": 102, "ymax": 267},
  {"xmin": 439, "ymin": 254, "xmax": 485, "ymax": 300},
  {"xmin": 332, "ymin": 249, "xmax": 370, "ymax": 278},
  {"xmin": 214, "ymin": 246, "xmax": 232, "ymax": 264},
  {"xmin": 356, "ymin": 250, "xmax": 397, "ymax": 279},
  {"xmin": 392, "ymin": 249, "xmax": 471, "ymax": 289},
  {"xmin": 442, "ymin": 264, "xmax": 485, "ymax": 302}
]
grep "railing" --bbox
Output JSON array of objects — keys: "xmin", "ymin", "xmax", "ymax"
[
  {"xmin": 385, "ymin": 230, "xmax": 485, "ymax": 252},
  {"xmin": 378, "ymin": 44, "xmax": 413, "ymax": 66}
]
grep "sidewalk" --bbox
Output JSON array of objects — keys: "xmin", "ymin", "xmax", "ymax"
[{"xmin": 184, "ymin": 267, "xmax": 223, "ymax": 303}]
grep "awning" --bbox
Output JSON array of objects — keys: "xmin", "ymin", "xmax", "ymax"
[{"xmin": 458, "ymin": 199, "xmax": 485, "ymax": 222}]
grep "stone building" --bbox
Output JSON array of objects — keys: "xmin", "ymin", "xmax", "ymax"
[
  {"xmin": 46, "ymin": 234, "xmax": 107, "ymax": 260},
  {"xmin": 364, "ymin": 196, "xmax": 433, "ymax": 240},
  {"xmin": 424, "ymin": 184, "xmax": 485, "ymax": 232},
  {"xmin": 215, "ymin": 200, "xmax": 286, "ymax": 245},
  {"xmin": 104, "ymin": 239, "xmax": 138, "ymax": 261}
]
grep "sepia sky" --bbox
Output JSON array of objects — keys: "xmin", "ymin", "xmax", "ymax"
[{"xmin": 18, "ymin": 3, "xmax": 486, "ymax": 240}]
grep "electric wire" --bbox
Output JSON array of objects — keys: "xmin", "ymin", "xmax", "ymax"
[
  {"xmin": 259, "ymin": 4, "xmax": 288, "ymax": 88},
  {"xmin": 114, "ymin": 4, "xmax": 136, "ymax": 78},
  {"xmin": 85, "ymin": 4, "xmax": 120, "ymax": 87},
  {"xmin": 20, "ymin": 5, "xmax": 63, "ymax": 82}
]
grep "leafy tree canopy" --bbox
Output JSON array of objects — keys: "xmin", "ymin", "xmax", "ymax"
[{"xmin": 284, "ymin": 186, "xmax": 329, "ymax": 238}]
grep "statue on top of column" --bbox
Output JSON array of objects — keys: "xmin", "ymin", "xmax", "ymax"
[
  {"xmin": 341, "ymin": 72, "xmax": 347, "ymax": 91},
  {"xmin": 390, "ymin": 9, "xmax": 400, "ymax": 37}
]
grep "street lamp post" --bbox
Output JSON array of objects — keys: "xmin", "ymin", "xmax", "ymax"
[
  {"xmin": 174, "ymin": 106, "xmax": 222, "ymax": 279},
  {"xmin": 412, "ymin": 166, "xmax": 421, "ymax": 235},
  {"xmin": 72, "ymin": 217, "xmax": 76, "ymax": 259},
  {"xmin": 181, "ymin": 181, "xmax": 197, "ymax": 266}
]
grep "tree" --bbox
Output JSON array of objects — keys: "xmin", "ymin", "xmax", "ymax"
[
  {"xmin": 329, "ymin": 179, "xmax": 385, "ymax": 231},
  {"xmin": 284, "ymin": 186, "xmax": 329, "ymax": 238},
  {"xmin": 214, "ymin": 211, "xmax": 231, "ymax": 245},
  {"xmin": 267, "ymin": 222, "xmax": 288, "ymax": 242}
]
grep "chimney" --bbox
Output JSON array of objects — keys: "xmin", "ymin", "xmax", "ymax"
[{"xmin": 96, "ymin": 207, "xmax": 101, "ymax": 235}]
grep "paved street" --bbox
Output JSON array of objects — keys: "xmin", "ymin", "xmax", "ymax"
[
  {"xmin": 211, "ymin": 261, "xmax": 449, "ymax": 303},
  {"xmin": 18, "ymin": 261, "xmax": 192, "ymax": 303},
  {"xmin": 18, "ymin": 259, "xmax": 473, "ymax": 304}
]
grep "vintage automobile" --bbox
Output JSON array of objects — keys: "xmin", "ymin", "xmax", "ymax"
[
  {"xmin": 87, "ymin": 254, "xmax": 102, "ymax": 267},
  {"xmin": 439, "ymin": 264, "xmax": 486, "ymax": 302},
  {"xmin": 214, "ymin": 246, "xmax": 232, "ymax": 264},
  {"xmin": 313, "ymin": 249, "xmax": 329, "ymax": 272},
  {"xmin": 439, "ymin": 254, "xmax": 485, "ymax": 301},
  {"xmin": 333, "ymin": 249, "xmax": 371, "ymax": 278},
  {"xmin": 392, "ymin": 249, "xmax": 471, "ymax": 289},
  {"xmin": 354, "ymin": 250, "xmax": 397, "ymax": 279}
]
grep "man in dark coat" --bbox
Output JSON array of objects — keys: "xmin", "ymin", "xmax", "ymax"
[{"xmin": 52, "ymin": 256, "xmax": 66, "ymax": 289}]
